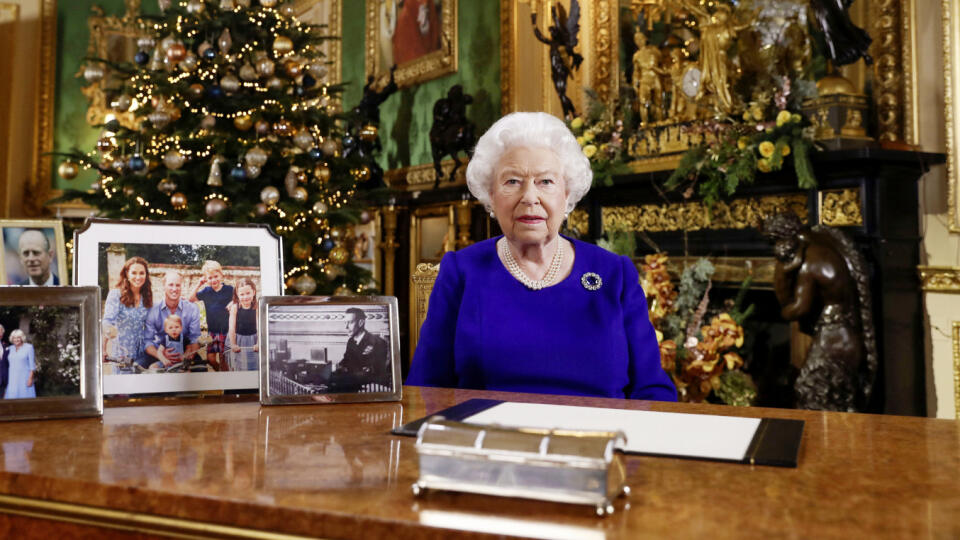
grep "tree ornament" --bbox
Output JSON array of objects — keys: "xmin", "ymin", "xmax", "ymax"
[
  {"xmin": 312, "ymin": 201, "xmax": 328, "ymax": 214},
  {"xmin": 207, "ymin": 85, "xmax": 224, "ymax": 99},
  {"xmin": 128, "ymin": 154, "xmax": 146, "ymax": 171},
  {"xmin": 201, "ymin": 115, "xmax": 217, "ymax": 129},
  {"xmin": 218, "ymin": 29, "xmax": 233, "ymax": 54},
  {"xmin": 113, "ymin": 94, "xmax": 133, "ymax": 111},
  {"xmin": 171, "ymin": 192, "xmax": 188, "ymax": 209},
  {"xmin": 236, "ymin": 0, "xmax": 250, "ymax": 7},
  {"xmin": 158, "ymin": 0, "xmax": 171, "ymax": 12},
  {"xmin": 255, "ymin": 120, "xmax": 271, "ymax": 135},
  {"xmin": 163, "ymin": 149, "xmax": 185, "ymax": 170},
  {"xmin": 104, "ymin": 119, "xmax": 121, "ymax": 133},
  {"xmin": 83, "ymin": 64, "xmax": 105, "ymax": 83},
  {"xmin": 149, "ymin": 48, "xmax": 165, "ymax": 70},
  {"xmin": 123, "ymin": 185, "xmax": 136, "ymax": 197},
  {"xmin": 284, "ymin": 167, "xmax": 299, "ymax": 195},
  {"xmin": 293, "ymin": 130, "xmax": 314, "ymax": 150},
  {"xmin": 239, "ymin": 63, "xmax": 257, "ymax": 81},
  {"xmin": 333, "ymin": 285, "xmax": 353, "ymax": 297},
  {"xmin": 320, "ymin": 237, "xmax": 335, "ymax": 251},
  {"xmin": 260, "ymin": 0, "xmax": 278, "ymax": 7},
  {"xmin": 306, "ymin": 62, "xmax": 327, "ymax": 80},
  {"xmin": 188, "ymin": 83, "xmax": 205, "ymax": 99},
  {"xmin": 245, "ymin": 146, "xmax": 268, "ymax": 167},
  {"xmin": 323, "ymin": 265, "xmax": 339, "ymax": 280},
  {"xmin": 329, "ymin": 228, "xmax": 341, "ymax": 239},
  {"xmin": 244, "ymin": 164, "xmax": 262, "ymax": 179},
  {"xmin": 359, "ymin": 210, "xmax": 372, "ymax": 224},
  {"xmin": 284, "ymin": 60, "xmax": 302, "ymax": 78},
  {"xmin": 230, "ymin": 164, "xmax": 247, "ymax": 181},
  {"xmin": 273, "ymin": 119, "xmax": 292, "ymax": 136},
  {"xmin": 220, "ymin": 74, "xmax": 240, "ymax": 93},
  {"xmin": 292, "ymin": 186, "xmax": 308, "ymax": 202},
  {"xmin": 260, "ymin": 186, "xmax": 280, "ymax": 206},
  {"xmin": 135, "ymin": 51, "xmax": 150, "ymax": 65},
  {"xmin": 267, "ymin": 77, "xmax": 284, "ymax": 90},
  {"xmin": 203, "ymin": 47, "xmax": 216, "ymax": 61},
  {"xmin": 313, "ymin": 163, "xmax": 331, "ymax": 183},
  {"xmin": 166, "ymin": 42, "xmax": 187, "ymax": 63},
  {"xmin": 219, "ymin": 0, "xmax": 235, "ymax": 9},
  {"xmin": 207, "ymin": 155, "xmax": 225, "ymax": 186},
  {"xmin": 293, "ymin": 274, "xmax": 317, "ymax": 295},
  {"xmin": 180, "ymin": 53, "xmax": 199, "ymax": 72},
  {"xmin": 308, "ymin": 148, "xmax": 322, "ymax": 161},
  {"xmin": 168, "ymin": 106, "xmax": 181, "ymax": 122},
  {"xmin": 353, "ymin": 166, "xmax": 372, "ymax": 182},
  {"xmin": 197, "ymin": 41, "xmax": 213, "ymax": 57},
  {"xmin": 159, "ymin": 35, "xmax": 176, "ymax": 54},
  {"xmin": 256, "ymin": 57, "xmax": 275, "ymax": 77},
  {"xmin": 272, "ymin": 36, "xmax": 293, "ymax": 55},
  {"xmin": 137, "ymin": 36, "xmax": 156, "ymax": 50},
  {"xmin": 233, "ymin": 114, "xmax": 253, "ymax": 130},
  {"xmin": 96, "ymin": 137, "xmax": 116, "ymax": 153},
  {"xmin": 157, "ymin": 177, "xmax": 177, "ymax": 195},
  {"xmin": 254, "ymin": 203, "xmax": 268, "ymax": 216},
  {"xmin": 320, "ymin": 138, "xmax": 338, "ymax": 156},
  {"xmin": 280, "ymin": 4, "xmax": 295, "ymax": 16},
  {"xmin": 148, "ymin": 111, "xmax": 171, "ymax": 128},
  {"xmin": 328, "ymin": 246, "xmax": 349, "ymax": 265},
  {"xmin": 301, "ymin": 73, "xmax": 316, "ymax": 88},
  {"xmin": 186, "ymin": 0, "xmax": 205, "ymax": 14},
  {"xmin": 205, "ymin": 197, "xmax": 228, "ymax": 217},
  {"xmin": 111, "ymin": 156, "xmax": 127, "ymax": 173},
  {"xmin": 292, "ymin": 241, "xmax": 311, "ymax": 260},
  {"xmin": 58, "ymin": 161, "xmax": 80, "ymax": 180}
]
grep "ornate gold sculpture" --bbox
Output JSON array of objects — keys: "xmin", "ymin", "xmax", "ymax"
[
  {"xmin": 600, "ymin": 194, "xmax": 808, "ymax": 234},
  {"xmin": 80, "ymin": 2, "xmax": 142, "ymax": 130},
  {"xmin": 917, "ymin": 266, "xmax": 960, "ymax": 292},
  {"xmin": 680, "ymin": 1, "xmax": 750, "ymax": 114},
  {"xmin": 819, "ymin": 188, "xmax": 863, "ymax": 226}
]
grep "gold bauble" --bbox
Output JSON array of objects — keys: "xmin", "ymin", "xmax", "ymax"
[
  {"xmin": 261, "ymin": 0, "xmax": 278, "ymax": 7},
  {"xmin": 313, "ymin": 163, "xmax": 331, "ymax": 183},
  {"xmin": 292, "ymin": 186, "xmax": 308, "ymax": 202},
  {"xmin": 170, "ymin": 192, "xmax": 188, "ymax": 210},
  {"xmin": 328, "ymin": 245, "xmax": 349, "ymax": 265},
  {"xmin": 233, "ymin": 115, "xmax": 253, "ymax": 130},
  {"xmin": 333, "ymin": 285, "xmax": 353, "ymax": 297},
  {"xmin": 58, "ymin": 161, "xmax": 80, "ymax": 180},
  {"xmin": 96, "ymin": 137, "xmax": 116, "ymax": 153},
  {"xmin": 166, "ymin": 42, "xmax": 187, "ymax": 63},
  {"xmin": 157, "ymin": 177, "xmax": 177, "ymax": 195},
  {"xmin": 312, "ymin": 201, "xmax": 328, "ymax": 214},
  {"xmin": 292, "ymin": 240, "xmax": 311, "ymax": 260},
  {"xmin": 295, "ymin": 170, "xmax": 308, "ymax": 184},
  {"xmin": 272, "ymin": 36, "xmax": 293, "ymax": 55},
  {"xmin": 187, "ymin": 83, "xmax": 204, "ymax": 99},
  {"xmin": 352, "ymin": 165, "xmax": 371, "ymax": 182},
  {"xmin": 273, "ymin": 119, "xmax": 292, "ymax": 136},
  {"xmin": 359, "ymin": 124, "xmax": 378, "ymax": 142},
  {"xmin": 284, "ymin": 60, "xmax": 302, "ymax": 78},
  {"xmin": 293, "ymin": 273, "xmax": 317, "ymax": 295},
  {"xmin": 122, "ymin": 185, "xmax": 136, "ymax": 197},
  {"xmin": 260, "ymin": 186, "xmax": 280, "ymax": 206}
]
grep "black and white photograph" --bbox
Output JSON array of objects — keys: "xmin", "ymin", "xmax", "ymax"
[
  {"xmin": 0, "ymin": 220, "xmax": 68, "ymax": 287},
  {"xmin": 0, "ymin": 287, "xmax": 101, "ymax": 421},
  {"xmin": 260, "ymin": 296, "xmax": 401, "ymax": 405},
  {"xmin": 74, "ymin": 219, "xmax": 282, "ymax": 396}
]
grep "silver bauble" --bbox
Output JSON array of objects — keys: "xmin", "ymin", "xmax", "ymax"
[
  {"xmin": 180, "ymin": 53, "xmax": 198, "ymax": 72},
  {"xmin": 186, "ymin": 0, "xmax": 205, "ymax": 14},
  {"xmin": 148, "ymin": 111, "xmax": 171, "ymax": 128},
  {"xmin": 320, "ymin": 138, "xmax": 338, "ymax": 156},
  {"xmin": 256, "ymin": 57, "xmax": 275, "ymax": 77},
  {"xmin": 160, "ymin": 35, "xmax": 176, "ymax": 53},
  {"xmin": 293, "ymin": 130, "xmax": 314, "ymax": 150},
  {"xmin": 200, "ymin": 115, "xmax": 217, "ymax": 129},
  {"xmin": 312, "ymin": 201, "xmax": 328, "ymax": 214},
  {"xmin": 163, "ymin": 150, "xmax": 185, "ymax": 170},
  {"xmin": 260, "ymin": 186, "xmax": 280, "ymax": 206},
  {"xmin": 112, "ymin": 94, "xmax": 132, "ymax": 111},
  {"xmin": 157, "ymin": 178, "xmax": 177, "ymax": 195},
  {"xmin": 244, "ymin": 164, "xmax": 262, "ymax": 179},
  {"xmin": 218, "ymin": 28, "xmax": 233, "ymax": 54},
  {"xmin": 83, "ymin": 65, "xmax": 105, "ymax": 83},
  {"xmin": 306, "ymin": 62, "xmax": 327, "ymax": 80},
  {"xmin": 267, "ymin": 76, "xmax": 284, "ymax": 90},
  {"xmin": 293, "ymin": 274, "xmax": 317, "ymax": 295},
  {"xmin": 137, "ymin": 36, "xmax": 156, "ymax": 50},
  {"xmin": 205, "ymin": 198, "xmax": 227, "ymax": 217},
  {"xmin": 220, "ymin": 74, "xmax": 240, "ymax": 93},
  {"xmin": 244, "ymin": 146, "xmax": 269, "ymax": 167},
  {"xmin": 239, "ymin": 63, "xmax": 257, "ymax": 82}
]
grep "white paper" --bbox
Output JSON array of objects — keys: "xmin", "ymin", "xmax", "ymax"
[{"xmin": 465, "ymin": 402, "xmax": 761, "ymax": 462}]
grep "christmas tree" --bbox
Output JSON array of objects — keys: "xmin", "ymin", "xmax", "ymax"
[{"xmin": 55, "ymin": 0, "xmax": 380, "ymax": 296}]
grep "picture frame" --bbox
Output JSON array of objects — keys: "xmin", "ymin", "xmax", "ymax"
[
  {"xmin": 365, "ymin": 0, "xmax": 458, "ymax": 88},
  {"xmin": 0, "ymin": 219, "xmax": 68, "ymax": 287},
  {"xmin": 73, "ymin": 219, "xmax": 283, "ymax": 396},
  {"xmin": 0, "ymin": 286, "xmax": 102, "ymax": 421},
  {"xmin": 345, "ymin": 208, "xmax": 381, "ymax": 289},
  {"xmin": 260, "ymin": 295, "xmax": 401, "ymax": 405},
  {"xmin": 410, "ymin": 202, "xmax": 455, "ymax": 274}
]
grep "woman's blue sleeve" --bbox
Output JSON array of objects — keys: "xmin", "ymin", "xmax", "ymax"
[
  {"xmin": 406, "ymin": 250, "xmax": 464, "ymax": 387},
  {"xmin": 620, "ymin": 256, "xmax": 677, "ymax": 401},
  {"xmin": 27, "ymin": 344, "xmax": 35, "ymax": 371},
  {"xmin": 102, "ymin": 289, "xmax": 120, "ymax": 327}
]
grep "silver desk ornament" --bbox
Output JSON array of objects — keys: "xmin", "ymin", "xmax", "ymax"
[{"xmin": 412, "ymin": 417, "xmax": 630, "ymax": 516}]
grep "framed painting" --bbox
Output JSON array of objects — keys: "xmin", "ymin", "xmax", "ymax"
[
  {"xmin": 0, "ymin": 286, "xmax": 102, "ymax": 421},
  {"xmin": 0, "ymin": 220, "xmax": 68, "ymax": 286},
  {"xmin": 365, "ymin": 0, "xmax": 458, "ymax": 87},
  {"xmin": 73, "ymin": 219, "xmax": 283, "ymax": 396},
  {"xmin": 259, "ymin": 295, "xmax": 402, "ymax": 405}
]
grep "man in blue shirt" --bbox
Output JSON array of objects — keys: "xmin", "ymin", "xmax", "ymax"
[{"xmin": 144, "ymin": 271, "xmax": 201, "ymax": 367}]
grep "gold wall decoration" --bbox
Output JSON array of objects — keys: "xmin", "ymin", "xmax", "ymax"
[
  {"xmin": 410, "ymin": 262, "xmax": 440, "ymax": 359},
  {"xmin": 944, "ymin": 0, "xmax": 960, "ymax": 232},
  {"xmin": 918, "ymin": 266, "xmax": 960, "ymax": 292},
  {"xmin": 27, "ymin": 0, "xmax": 58, "ymax": 218},
  {"xmin": 0, "ymin": 2, "xmax": 17, "ymax": 209},
  {"xmin": 819, "ymin": 188, "xmax": 864, "ymax": 227},
  {"xmin": 953, "ymin": 321, "xmax": 960, "ymax": 419},
  {"xmin": 294, "ymin": 0, "xmax": 341, "ymax": 89},
  {"xmin": 599, "ymin": 194, "xmax": 808, "ymax": 234},
  {"xmin": 365, "ymin": 0, "xmax": 457, "ymax": 88},
  {"xmin": 383, "ymin": 159, "xmax": 467, "ymax": 191},
  {"xmin": 81, "ymin": 2, "xmax": 142, "ymax": 130},
  {"xmin": 870, "ymin": 0, "xmax": 918, "ymax": 145},
  {"xmin": 567, "ymin": 207, "xmax": 589, "ymax": 237}
]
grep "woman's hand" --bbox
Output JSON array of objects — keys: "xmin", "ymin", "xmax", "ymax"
[{"xmin": 27, "ymin": 372, "xmax": 34, "ymax": 387}]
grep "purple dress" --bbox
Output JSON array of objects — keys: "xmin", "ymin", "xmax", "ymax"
[{"xmin": 407, "ymin": 236, "xmax": 676, "ymax": 401}]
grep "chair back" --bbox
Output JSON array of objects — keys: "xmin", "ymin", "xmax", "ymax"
[{"xmin": 410, "ymin": 262, "xmax": 440, "ymax": 359}]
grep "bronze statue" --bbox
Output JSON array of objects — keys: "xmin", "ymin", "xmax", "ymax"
[
  {"xmin": 761, "ymin": 211, "xmax": 877, "ymax": 412},
  {"xmin": 809, "ymin": 0, "xmax": 872, "ymax": 66},
  {"xmin": 352, "ymin": 65, "xmax": 398, "ymax": 128},
  {"xmin": 429, "ymin": 84, "xmax": 475, "ymax": 188},
  {"xmin": 531, "ymin": 0, "xmax": 583, "ymax": 119}
]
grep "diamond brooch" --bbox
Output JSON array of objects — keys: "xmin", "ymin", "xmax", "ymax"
[{"xmin": 581, "ymin": 272, "xmax": 602, "ymax": 291}]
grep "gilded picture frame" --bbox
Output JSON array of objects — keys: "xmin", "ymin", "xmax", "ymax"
[
  {"xmin": 0, "ymin": 219, "xmax": 68, "ymax": 286},
  {"xmin": 365, "ymin": 0, "xmax": 458, "ymax": 88},
  {"xmin": 944, "ymin": 0, "xmax": 960, "ymax": 232},
  {"xmin": 953, "ymin": 321, "xmax": 960, "ymax": 419}
]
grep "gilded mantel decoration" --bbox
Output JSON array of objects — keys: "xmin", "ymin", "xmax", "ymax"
[
  {"xmin": 918, "ymin": 266, "xmax": 960, "ymax": 293},
  {"xmin": 943, "ymin": 0, "xmax": 960, "ymax": 232}
]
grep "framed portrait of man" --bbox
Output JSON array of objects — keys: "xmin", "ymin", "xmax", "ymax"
[
  {"xmin": 260, "ymin": 296, "xmax": 401, "ymax": 405},
  {"xmin": 365, "ymin": 0, "xmax": 458, "ymax": 87},
  {"xmin": 73, "ymin": 219, "xmax": 283, "ymax": 397},
  {"xmin": 0, "ymin": 220, "xmax": 68, "ymax": 287}
]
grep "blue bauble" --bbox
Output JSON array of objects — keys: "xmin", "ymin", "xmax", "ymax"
[
  {"xmin": 320, "ymin": 238, "xmax": 335, "ymax": 251},
  {"xmin": 302, "ymin": 74, "xmax": 316, "ymax": 88},
  {"xmin": 230, "ymin": 165, "xmax": 247, "ymax": 180},
  {"xmin": 294, "ymin": 86, "xmax": 306, "ymax": 97},
  {"xmin": 128, "ymin": 155, "xmax": 146, "ymax": 171},
  {"xmin": 308, "ymin": 148, "xmax": 322, "ymax": 160},
  {"xmin": 208, "ymin": 85, "xmax": 224, "ymax": 99},
  {"xmin": 134, "ymin": 51, "xmax": 149, "ymax": 65},
  {"xmin": 343, "ymin": 135, "xmax": 355, "ymax": 148},
  {"xmin": 202, "ymin": 47, "xmax": 216, "ymax": 61}
]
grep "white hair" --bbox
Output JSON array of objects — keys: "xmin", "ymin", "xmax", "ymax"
[
  {"xmin": 466, "ymin": 112, "xmax": 592, "ymax": 213},
  {"xmin": 9, "ymin": 329, "xmax": 25, "ymax": 342}
]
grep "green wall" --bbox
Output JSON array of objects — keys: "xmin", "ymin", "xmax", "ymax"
[{"xmin": 342, "ymin": 0, "xmax": 501, "ymax": 171}]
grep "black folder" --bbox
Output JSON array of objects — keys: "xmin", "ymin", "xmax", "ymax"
[{"xmin": 392, "ymin": 398, "xmax": 804, "ymax": 468}]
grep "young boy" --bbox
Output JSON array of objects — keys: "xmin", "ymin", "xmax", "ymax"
[
  {"xmin": 190, "ymin": 260, "xmax": 235, "ymax": 371},
  {"xmin": 159, "ymin": 314, "xmax": 186, "ymax": 359}
]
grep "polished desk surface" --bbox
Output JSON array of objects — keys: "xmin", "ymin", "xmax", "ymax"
[{"xmin": 0, "ymin": 386, "xmax": 958, "ymax": 539}]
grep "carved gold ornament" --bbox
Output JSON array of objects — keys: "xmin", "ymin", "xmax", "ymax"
[
  {"xmin": 918, "ymin": 266, "xmax": 960, "ymax": 293},
  {"xmin": 819, "ymin": 188, "xmax": 863, "ymax": 227}
]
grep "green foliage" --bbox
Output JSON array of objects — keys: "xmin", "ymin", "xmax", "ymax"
[
  {"xmin": 0, "ymin": 306, "xmax": 81, "ymax": 398},
  {"xmin": 715, "ymin": 370, "xmax": 758, "ymax": 407},
  {"xmin": 662, "ymin": 259, "xmax": 714, "ymax": 342},
  {"xmin": 597, "ymin": 230, "xmax": 637, "ymax": 258}
]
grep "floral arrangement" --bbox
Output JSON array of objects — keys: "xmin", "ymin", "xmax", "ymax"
[
  {"xmin": 567, "ymin": 89, "xmax": 633, "ymax": 187},
  {"xmin": 640, "ymin": 253, "xmax": 757, "ymax": 406}
]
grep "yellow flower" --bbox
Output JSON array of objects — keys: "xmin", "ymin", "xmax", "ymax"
[
  {"xmin": 723, "ymin": 352, "xmax": 744, "ymax": 371},
  {"xmin": 737, "ymin": 137, "xmax": 749, "ymax": 150},
  {"xmin": 780, "ymin": 143, "xmax": 791, "ymax": 157},
  {"xmin": 757, "ymin": 158, "xmax": 772, "ymax": 173},
  {"xmin": 751, "ymin": 107, "xmax": 763, "ymax": 121},
  {"xmin": 742, "ymin": 111, "xmax": 751, "ymax": 122},
  {"xmin": 776, "ymin": 110, "xmax": 792, "ymax": 127},
  {"xmin": 758, "ymin": 141, "xmax": 775, "ymax": 158},
  {"xmin": 791, "ymin": 113, "xmax": 802, "ymax": 123},
  {"xmin": 583, "ymin": 144, "xmax": 597, "ymax": 158},
  {"xmin": 583, "ymin": 131, "xmax": 595, "ymax": 142},
  {"xmin": 570, "ymin": 117, "xmax": 584, "ymax": 130},
  {"xmin": 576, "ymin": 136, "xmax": 585, "ymax": 146}
]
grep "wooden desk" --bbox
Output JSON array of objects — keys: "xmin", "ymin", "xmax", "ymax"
[{"xmin": 0, "ymin": 387, "xmax": 958, "ymax": 539}]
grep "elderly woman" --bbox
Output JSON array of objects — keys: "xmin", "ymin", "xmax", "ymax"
[
  {"xmin": 103, "ymin": 256, "xmax": 153, "ymax": 368},
  {"xmin": 4, "ymin": 330, "xmax": 36, "ymax": 399},
  {"xmin": 407, "ymin": 112, "xmax": 676, "ymax": 401}
]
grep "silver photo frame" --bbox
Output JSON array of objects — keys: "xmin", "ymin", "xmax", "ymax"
[
  {"xmin": 73, "ymin": 219, "xmax": 283, "ymax": 396},
  {"xmin": 260, "ymin": 296, "xmax": 402, "ymax": 405},
  {"xmin": 0, "ymin": 287, "xmax": 102, "ymax": 421}
]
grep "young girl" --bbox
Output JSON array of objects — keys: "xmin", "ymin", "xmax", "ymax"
[
  {"xmin": 227, "ymin": 277, "xmax": 259, "ymax": 371},
  {"xmin": 190, "ymin": 260, "xmax": 234, "ymax": 371}
]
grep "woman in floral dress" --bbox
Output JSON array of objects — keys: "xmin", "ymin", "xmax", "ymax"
[{"xmin": 102, "ymin": 257, "xmax": 153, "ymax": 368}]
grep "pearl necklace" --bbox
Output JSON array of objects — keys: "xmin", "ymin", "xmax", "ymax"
[{"xmin": 498, "ymin": 238, "xmax": 564, "ymax": 290}]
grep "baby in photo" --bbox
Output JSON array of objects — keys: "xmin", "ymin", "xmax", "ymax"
[{"xmin": 158, "ymin": 314, "xmax": 187, "ymax": 361}]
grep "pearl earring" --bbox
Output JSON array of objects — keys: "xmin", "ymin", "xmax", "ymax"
[{"xmin": 489, "ymin": 211, "xmax": 495, "ymax": 218}]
